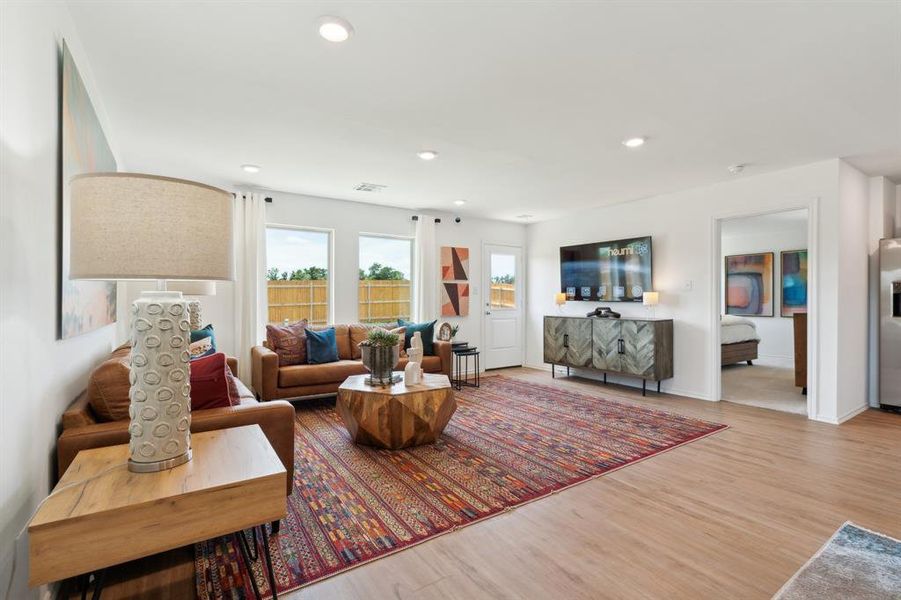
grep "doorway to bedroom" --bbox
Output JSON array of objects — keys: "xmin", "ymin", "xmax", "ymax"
[{"xmin": 719, "ymin": 209, "xmax": 809, "ymax": 415}]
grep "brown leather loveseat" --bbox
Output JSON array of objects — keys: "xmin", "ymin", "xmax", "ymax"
[
  {"xmin": 57, "ymin": 348, "xmax": 295, "ymax": 497},
  {"xmin": 251, "ymin": 324, "xmax": 452, "ymax": 402}
]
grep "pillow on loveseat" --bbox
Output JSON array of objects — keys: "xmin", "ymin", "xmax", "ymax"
[
  {"xmin": 86, "ymin": 351, "xmax": 132, "ymax": 422},
  {"xmin": 266, "ymin": 320, "xmax": 309, "ymax": 365},
  {"xmin": 190, "ymin": 352, "xmax": 236, "ymax": 410},
  {"xmin": 306, "ymin": 327, "xmax": 340, "ymax": 364},
  {"xmin": 398, "ymin": 319, "xmax": 436, "ymax": 355},
  {"xmin": 189, "ymin": 324, "xmax": 217, "ymax": 359}
]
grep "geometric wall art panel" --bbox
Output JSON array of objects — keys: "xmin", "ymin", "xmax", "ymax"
[
  {"xmin": 441, "ymin": 246, "xmax": 469, "ymax": 281},
  {"xmin": 441, "ymin": 282, "xmax": 470, "ymax": 317}
]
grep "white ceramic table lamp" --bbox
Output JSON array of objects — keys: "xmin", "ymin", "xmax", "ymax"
[
  {"xmin": 69, "ymin": 173, "xmax": 234, "ymax": 472},
  {"xmin": 166, "ymin": 280, "xmax": 217, "ymax": 330},
  {"xmin": 642, "ymin": 291, "xmax": 659, "ymax": 318},
  {"xmin": 555, "ymin": 292, "xmax": 567, "ymax": 313}
]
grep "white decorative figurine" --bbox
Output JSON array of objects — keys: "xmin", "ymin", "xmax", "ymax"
[{"xmin": 404, "ymin": 331, "xmax": 424, "ymax": 385}]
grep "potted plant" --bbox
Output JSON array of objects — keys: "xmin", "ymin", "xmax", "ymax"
[{"xmin": 359, "ymin": 329, "xmax": 400, "ymax": 385}]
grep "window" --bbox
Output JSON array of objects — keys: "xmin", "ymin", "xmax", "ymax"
[
  {"xmin": 358, "ymin": 235, "xmax": 413, "ymax": 324},
  {"xmin": 265, "ymin": 227, "xmax": 330, "ymax": 325},
  {"xmin": 490, "ymin": 253, "xmax": 517, "ymax": 309}
]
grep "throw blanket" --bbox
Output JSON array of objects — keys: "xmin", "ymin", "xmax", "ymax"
[{"xmin": 721, "ymin": 315, "xmax": 761, "ymax": 344}]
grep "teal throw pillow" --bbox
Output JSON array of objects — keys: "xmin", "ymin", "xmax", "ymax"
[
  {"xmin": 306, "ymin": 327, "xmax": 339, "ymax": 364},
  {"xmin": 397, "ymin": 319, "xmax": 436, "ymax": 356}
]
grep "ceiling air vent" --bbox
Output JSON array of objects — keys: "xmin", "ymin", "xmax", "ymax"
[{"xmin": 354, "ymin": 182, "xmax": 387, "ymax": 193}]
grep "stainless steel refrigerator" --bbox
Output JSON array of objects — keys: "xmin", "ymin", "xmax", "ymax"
[{"xmin": 879, "ymin": 239, "xmax": 901, "ymax": 408}]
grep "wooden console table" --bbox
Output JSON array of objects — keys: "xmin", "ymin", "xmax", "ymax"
[
  {"xmin": 544, "ymin": 316, "xmax": 673, "ymax": 395},
  {"xmin": 29, "ymin": 425, "xmax": 286, "ymax": 599}
]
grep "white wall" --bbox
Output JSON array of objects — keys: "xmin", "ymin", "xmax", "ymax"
[
  {"xmin": 525, "ymin": 159, "xmax": 869, "ymax": 423},
  {"xmin": 188, "ymin": 190, "xmax": 526, "ymax": 369},
  {"xmin": 721, "ymin": 212, "xmax": 808, "ymax": 366},
  {"xmin": 0, "ymin": 3, "xmax": 120, "ymax": 597}
]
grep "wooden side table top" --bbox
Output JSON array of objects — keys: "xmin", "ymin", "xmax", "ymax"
[{"xmin": 29, "ymin": 424, "xmax": 286, "ymax": 587}]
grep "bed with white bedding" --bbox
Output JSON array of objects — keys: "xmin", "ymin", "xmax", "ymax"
[{"xmin": 721, "ymin": 315, "xmax": 760, "ymax": 366}]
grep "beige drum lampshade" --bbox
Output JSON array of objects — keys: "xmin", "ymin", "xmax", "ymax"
[{"xmin": 69, "ymin": 173, "xmax": 234, "ymax": 281}]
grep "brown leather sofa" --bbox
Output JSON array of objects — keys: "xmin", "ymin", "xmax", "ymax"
[
  {"xmin": 251, "ymin": 323, "xmax": 452, "ymax": 401},
  {"xmin": 58, "ymin": 355, "xmax": 296, "ymax": 497}
]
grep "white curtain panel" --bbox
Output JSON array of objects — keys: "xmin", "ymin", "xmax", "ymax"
[
  {"xmin": 414, "ymin": 215, "xmax": 437, "ymax": 322},
  {"xmin": 232, "ymin": 192, "xmax": 267, "ymax": 382}
]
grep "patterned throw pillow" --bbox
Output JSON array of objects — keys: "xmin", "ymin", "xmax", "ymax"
[
  {"xmin": 266, "ymin": 320, "xmax": 309, "ymax": 365},
  {"xmin": 189, "ymin": 324, "xmax": 217, "ymax": 360}
]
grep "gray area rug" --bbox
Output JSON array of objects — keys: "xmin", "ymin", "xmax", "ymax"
[{"xmin": 774, "ymin": 522, "xmax": 901, "ymax": 599}]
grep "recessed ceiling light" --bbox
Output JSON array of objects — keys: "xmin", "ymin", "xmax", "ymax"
[
  {"xmin": 516, "ymin": 214, "xmax": 534, "ymax": 219},
  {"xmin": 318, "ymin": 16, "xmax": 353, "ymax": 43},
  {"xmin": 728, "ymin": 164, "xmax": 745, "ymax": 174},
  {"xmin": 241, "ymin": 164, "xmax": 261, "ymax": 173},
  {"xmin": 417, "ymin": 150, "xmax": 438, "ymax": 161},
  {"xmin": 622, "ymin": 137, "xmax": 646, "ymax": 148},
  {"xmin": 453, "ymin": 199, "xmax": 466, "ymax": 206}
]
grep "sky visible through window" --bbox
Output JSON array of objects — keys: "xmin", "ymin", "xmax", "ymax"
[
  {"xmin": 491, "ymin": 253, "xmax": 516, "ymax": 282},
  {"xmin": 267, "ymin": 228, "xmax": 329, "ymax": 275},
  {"xmin": 359, "ymin": 236, "xmax": 412, "ymax": 279}
]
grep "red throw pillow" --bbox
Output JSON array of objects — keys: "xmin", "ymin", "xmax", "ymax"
[
  {"xmin": 266, "ymin": 320, "xmax": 308, "ymax": 365},
  {"xmin": 190, "ymin": 353, "xmax": 233, "ymax": 410}
]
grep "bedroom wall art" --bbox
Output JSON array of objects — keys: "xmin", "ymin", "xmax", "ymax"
[
  {"xmin": 441, "ymin": 282, "xmax": 470, "ymax": 317},
  {"xmin": 61, "ymin": 40, "xmax": 118, "ymax": 339},
  {"xmin": 781, "ymin": 249, "xmax": 808, "ymax": 317},
  {"xmin": 441, "ymin": 246, "xmax": 469, "ymax": 281},
  {"xmin": 725, "ymin": 252, "xmax": 774, "ymax": 317}
]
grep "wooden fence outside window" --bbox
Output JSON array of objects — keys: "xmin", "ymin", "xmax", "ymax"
[
  {"xmin": 267, "ymin": 279, "xmax": 412, "ymax": 325},
  {"xmin": 268, "ymin": 279, "xmax": 515, "ymax": 325}
]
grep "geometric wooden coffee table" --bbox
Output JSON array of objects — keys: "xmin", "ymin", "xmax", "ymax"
[{"xmin": 337, "ymin": 372, "xmax": 457, "ymax": 449}]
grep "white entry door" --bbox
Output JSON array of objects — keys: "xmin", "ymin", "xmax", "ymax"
[{"xmin": 482, "ymin": 244, "xmax": 524, "ymax": 369}]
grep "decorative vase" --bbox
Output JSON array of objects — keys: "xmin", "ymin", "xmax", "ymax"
[
  {"xmin": 128, "ymin": 291, "xmax": 192, "ymax": 472},
  {"xmin": 360, "ymin": 343, "xmax": 400, "ymax": 386}
]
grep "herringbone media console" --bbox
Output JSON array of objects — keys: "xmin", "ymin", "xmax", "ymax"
[{"xmin": 543, "ymin": 316, "xmax": 673, "ymax": 395}]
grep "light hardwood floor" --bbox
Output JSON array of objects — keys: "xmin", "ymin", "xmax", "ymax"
[{"xmin": 66, "ymin": 367, "xmax": 901, "ymax": 599}]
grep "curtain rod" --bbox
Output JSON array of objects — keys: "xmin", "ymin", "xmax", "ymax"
[
  {"xmin": 231, "ymin": 192, "xmax": 273, "ymax": 203},
  {"xmin": 411, "ymin": 216, "xmax": 441, "ymax": 223}
]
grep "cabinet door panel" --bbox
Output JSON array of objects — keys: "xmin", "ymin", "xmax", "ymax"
[
  {"xmin": 621, "ymin": 321, "xmax": 656, "ymax": 377},
  {"xmin": 565, "ymin": 318, "xmax": 593, "ymax": 367},
  {"xmin": 591, "ymin": 319, "xmax": 622, "ymax": 371},
  {"xmin": 543, "ymin": 317, "xmax": 567, "ymax": 364}
]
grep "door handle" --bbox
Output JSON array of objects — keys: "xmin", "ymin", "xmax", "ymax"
[
  {"xmin": 564, "ymin": 333, "xmax": 569, "ymax": 348},
  {"xmin": 618, "ymin": 339, "xmax": 625, "ymax": 354}
]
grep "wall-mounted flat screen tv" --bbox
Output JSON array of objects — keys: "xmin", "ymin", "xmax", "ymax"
[{"xmin": 560, "ymin": 236, "xmax": 653, "ymax": 302}]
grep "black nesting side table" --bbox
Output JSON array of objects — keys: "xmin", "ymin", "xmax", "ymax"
[{"xmin": 452, "ymin": 346, "xmax": 480, "ymax": 390}]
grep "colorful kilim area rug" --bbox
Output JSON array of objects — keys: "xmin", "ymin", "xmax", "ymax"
[{"xmin": 195, "ymin": 375, "xmax": 726, "ymax": 598}]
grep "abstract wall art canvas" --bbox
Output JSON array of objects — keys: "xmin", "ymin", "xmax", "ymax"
[
  {"xmin": 781, "ymin": 250, "xmax": 808, "ymax": 317},
  {"xmin": 61, "ymin": 40, "xmax": 118, "ymax": 339},
  {"xmin": 441, "ymin": 246, "xmax": 469, "ymax": 281},
  {"xmin": 725, "ymin": 252, "xmax": 774, "ymax": 317},
  {"xmin": 441, "ymin": 283, "xmax": 470, "ymax": 317}
]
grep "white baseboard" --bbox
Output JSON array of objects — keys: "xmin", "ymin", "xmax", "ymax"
[{"xmin": 812, "ymin": 403, "xmax": 869, "ymax": 425}]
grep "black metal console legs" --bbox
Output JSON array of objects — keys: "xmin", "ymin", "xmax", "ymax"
[{"xmin": 235, "ymin": 523, "xmax": 279, "ymax": 600}]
